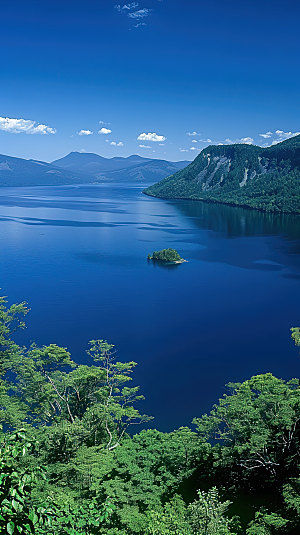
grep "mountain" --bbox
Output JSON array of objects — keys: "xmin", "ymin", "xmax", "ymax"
[
  {"xmin": 0, "ymin": 154, "xmax": 89, "ymax": 187},
  {"xmin": 51, "ymin": 152, "xmax": 191, "ymax": 182},
  {"xmin": 0, "ymin": 152, "xmax": 191, "ymax": 187},
  {"xmin": 52, "ymin": 153, "xmax": 152, "ymax": 173},
  {"xmin": 143, "ymin": 135, "xmax": 300, "ymax": 213}
]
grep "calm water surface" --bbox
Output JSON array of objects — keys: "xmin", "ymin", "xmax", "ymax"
[{"xmin": 1, "ymin": 183, "xmax": 300, "ymax": 431}]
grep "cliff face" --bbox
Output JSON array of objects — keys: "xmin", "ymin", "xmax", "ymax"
[{"xmin": 143, "ymin": 135, "xmax": 300, "ymax": 213}]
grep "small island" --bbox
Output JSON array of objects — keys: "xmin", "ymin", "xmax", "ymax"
[{"xmin": 147, "ymin": 248, "xmax": 187, "ymax": 264}]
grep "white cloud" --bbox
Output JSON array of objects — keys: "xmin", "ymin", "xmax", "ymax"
[
  {"xmin": 0, "ymin": 116, "xmax": 56, "ymax": 135},
  {"xmin": 271, "ymin": 130, "xmax": 300, "ymax": 145},
  {"xmin": 276, "ymin": 129, "xmax": 299, "ymax": 139},
  {"xmin": 79, "ymin": 149, "xmax": 87, "ymax": 153},
  {"xmin": 138, "ymin": 132, "xmax": 166, "ymax": 142},
  {"xmin": 190, "ymin": 147, "xmax": 200, "ymax": 150},
  {"xmin": 187, "ymin": 131, "xmax": 201, "ymax": 136},
  {"xmin": 110, "ymin": 141, "xmax": 123, "ymax": 146},
  {"xmin": 99, "ymin": 127, "xmax": 112, "ymax": 134},
  {"xmin": 180, "ymin": 149, "xmax": 189, "ymax": 152},
  {"xmin": 191, "ymin": 140, "xmax": 197, "ymax": 143},
  {"xmin": 256, "ymin": 129, "xmax": 300, "ymax": 147},
  {"xmin": 133, "ymin": 22, "xmax": 147, "ymax": 27},
  {"xmin": 115, "ymin": 2, "xmax": 138, "ymax": 11},
  {"xmin": 222, "ymin": 136, "xmax": 252, "ymax": 145},
  {"xmin": 128, "ymin": 8, "xmax": 151, "ymax": 18},
  {"xmin": 159, "ymin": 143, "xmax": 165, "ymax": 146},
  {"xmin": 99, "ymin": 120, "xmax": 110, "ymax": 125},
  {"xmin": 124, "ymin": 2, "xmax": 139, "ymax": 8},
  {"xmin": 237, "ymin": 137, "xmax": 253, "ymax": 145},
  {"xmin": 259, "ymin": 132, "xmax": 272, "ymax": 138},
  {"xmin": 139, "ymin": 144, "xmax": 151, "ymax": 148},
  {"xmin": 77, "ymin": 129, "xmax": 93, "ymax": 136},
  {"xmin": 110, "ymin": 142, "xmax": 116, "ymax": 146}
]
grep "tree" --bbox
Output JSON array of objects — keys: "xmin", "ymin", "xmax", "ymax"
[
  {"xmin": 291, "ymin": 327, "xmax": 300, "ymax": 349},
  {"xmin": 0, "ymin": 294, "xmax": 29, "ymax": 358},
  {"xmin": 0, "ymin": 295, "xmax": 29, "ymax": 429},
  {"xmin": 35, "ymin": 497, "xmax": 115, "ymax": 535},
  {"xmin": 85, "ymin": 340, "xmax": 152, "ymax": 450},
  {"xmin": 246, "ymin": 510, "xmax": 288, "ymax": 535},
  {"xmin": 193, "ymin": 374, "xmax": 300, "ymax": 479},
  {"xmin": 146, "ymin": 495, "xmax": 190, "ymax": 535},
  {"xmin": 0, "ymin": 332, "xmax": 151, "ymax": 451},
  {"xmin": 188, "ymin": 487, "xmax": 238, "ymax": 535}
]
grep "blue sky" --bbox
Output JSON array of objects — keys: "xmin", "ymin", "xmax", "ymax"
[{"xmin": 0, "ymin": 0, "xmax": 299, "ymax": 162}]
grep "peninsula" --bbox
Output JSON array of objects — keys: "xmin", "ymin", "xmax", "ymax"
[{"xmin": 143, "ymin": 134, "xmax": 300, "ymax": 213}]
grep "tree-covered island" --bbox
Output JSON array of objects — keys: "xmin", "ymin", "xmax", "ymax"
[{"xmin": 147, "ymin": 248, "xmax": 186, "ymax": 264}]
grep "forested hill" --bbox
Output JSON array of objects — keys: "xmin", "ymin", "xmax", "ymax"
[{"xmin": 143, "ymin": 134, "xmax": 300, "ymax": 213}]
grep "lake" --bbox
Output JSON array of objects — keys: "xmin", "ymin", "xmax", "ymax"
[{"xmin": 1, "ymin": 183, "xmax": 300, "ymax": 432}]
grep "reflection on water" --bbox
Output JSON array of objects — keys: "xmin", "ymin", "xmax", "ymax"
[
  {"xmin": 171, "ymin": 199, "xmax": 300, "ymax": 240},
  {"xmin": 147, "ymin": 258, "xmax": 180, "ymax": 271},
  {"xmin": 167, "ymin": 199, "xmax": 300, "ymax": 276}
]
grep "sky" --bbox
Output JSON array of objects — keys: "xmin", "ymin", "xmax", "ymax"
[{"xmin": 0, "ymin": 0, "xmax": 299, "ymax": 162}]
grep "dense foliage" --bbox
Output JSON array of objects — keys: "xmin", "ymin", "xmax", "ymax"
[
  {"xmin": 147, "ymin": 248, "xmax": 183, "ymax": 262},
  {"xmin": 1, "ymin": 293, "xmax": 300, "ymax": 533},
  {"xmin": 144, "ymin": 135, "xmax": 300, "ymax": 214}
]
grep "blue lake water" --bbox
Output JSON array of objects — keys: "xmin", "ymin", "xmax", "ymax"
[{"xmin": 1, "ymin": 183, "xmax": 300, "ymax": 431}]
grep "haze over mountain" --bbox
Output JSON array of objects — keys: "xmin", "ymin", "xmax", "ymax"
[
  {"xmin": 0, "ymin": 152, "xmax": 191, "ymax": 187},
  {"xmin": 144, "ymin": 135, "xmax": 300, "ymax": 214},
  {"xmin": 52, "ymin": 152, "xmax": 190, "ymax": 182},
  {"xmin": 0, "ymin": 154, "xmax": 87, "ymax": 187}
]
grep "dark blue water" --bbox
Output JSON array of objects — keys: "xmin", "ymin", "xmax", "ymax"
[{"xmin": 1, "ymin": 183, "xmax": 300, "ymax": 431}]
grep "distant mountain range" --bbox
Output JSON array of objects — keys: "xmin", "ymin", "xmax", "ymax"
[
  {"xmin": 144, "ymin": 135, "xmax": 300, "ymax": 213},
  {"xmin": 52, "ymin": 152, "xmax": 190, "ymax": 182},
  {"xmin": 0, "ymin": 152, "xmax": 191, "ymax": 187}
]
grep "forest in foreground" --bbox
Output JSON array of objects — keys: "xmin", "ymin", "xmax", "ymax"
[{"xmin": 1, "ymin": 294, "xmax": 300, "ymax": 534}]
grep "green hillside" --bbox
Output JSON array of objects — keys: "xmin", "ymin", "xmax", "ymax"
[{"xmin": 143, "ymin": 135, "xmax": 300, "ymax": 213}]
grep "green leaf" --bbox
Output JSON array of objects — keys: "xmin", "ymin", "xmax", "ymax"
[
  {"xmin": 7, "ymin": 521, "xmax": 15, "ymax": 535},
  {"xmin": 28, "ymin": 512, "xmax": 38, "ymax": 525}
]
